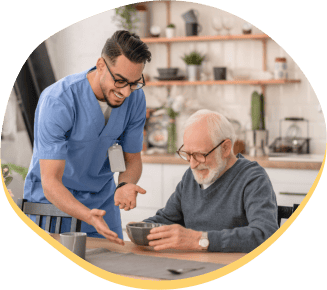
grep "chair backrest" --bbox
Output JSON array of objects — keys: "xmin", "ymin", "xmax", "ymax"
[
  {"xmin": 277, "ymin": 204, "xmax": 300, "ymax": 227},
  {"xmin": 17, "ymin": 199, "xmax": 81, "ymax": 233}
]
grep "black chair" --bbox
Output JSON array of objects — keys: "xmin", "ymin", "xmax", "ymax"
[
  {"xmin": 17, "ymin": 199, "xmax": 81, "ymax": 233},
  {"xmin": 277, "ymin": 204, "xmax": 300, "ymax": 227}
]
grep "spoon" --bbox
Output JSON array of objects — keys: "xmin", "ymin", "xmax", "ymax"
[{"xmin": 167, "ymin": 267, "xmax": 205, "ymax": 275}]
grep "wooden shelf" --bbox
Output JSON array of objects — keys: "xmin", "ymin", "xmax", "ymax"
[
  {"xmin": 145, "ymin": 79, "xmax": 301, "ymax": 87},
  {"xmin": 141, "ymin": 34, "xmax": 270, "ymax": 44}
]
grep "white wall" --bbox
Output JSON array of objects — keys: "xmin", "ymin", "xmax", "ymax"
[
  {"xmin": 44, "ymin": 1, "xmax": 325, "ymax": 154},
  {"xmin": 142, "ymin": 1, "xmax": 326, "ymax": 153},
  {"xmin": 46, "ymin": 9, "xmax": 119, "ymax": 79},
  {"xmin": 1, "ymin": 90, "xmax": 33, "ymax": 203}
]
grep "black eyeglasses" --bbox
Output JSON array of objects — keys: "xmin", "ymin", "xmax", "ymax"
[
  {"xmin": 177, "ymin": 139, "xmax": 226, "ymax": 163},
  {"xmin": 102, "ymin": 57, "xmax": 145, "ymax": 90}
]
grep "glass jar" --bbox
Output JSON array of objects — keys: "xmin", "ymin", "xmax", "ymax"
[{"xmin": 274, "ymin": 57, "xmax": 288, "ymax": 79}]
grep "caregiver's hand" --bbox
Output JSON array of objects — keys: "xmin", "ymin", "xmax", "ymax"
[
  {"xmin": 89, "ymin": 209, "xmax": 125, "ymax": 245},
  {"xmin": 114, "ymin": 183, "xmax": 146, "ymax": 211}
]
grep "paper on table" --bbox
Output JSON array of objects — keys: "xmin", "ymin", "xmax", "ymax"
[{"xmin": 85, "ymin": 248, "xmax": 225, "ymax": 280}]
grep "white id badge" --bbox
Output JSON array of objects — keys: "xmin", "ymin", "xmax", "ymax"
[{"xmin": 108, "ymin": 143, "xmax": 126, "ymax": 172}]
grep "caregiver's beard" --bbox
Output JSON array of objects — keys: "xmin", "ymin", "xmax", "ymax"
[
  {"xmin": 192, "ymin": 149, "xmax": 227, "ymax": 185},
  {"xmin": 101, "ymin": 87, "xmax": 126, "ymax": 108},
  {"xmin": 99, "ymin": 75, "xmax": 127, "ymax": 109}
]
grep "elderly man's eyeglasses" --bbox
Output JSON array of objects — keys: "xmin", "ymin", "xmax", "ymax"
[
  {"xmin": 177, "ymin": 140, "xmax": 226, "ymax": 163},
  {"xmin": 102, "ymin": 57, "xmax": 145, "ymax": 90}
]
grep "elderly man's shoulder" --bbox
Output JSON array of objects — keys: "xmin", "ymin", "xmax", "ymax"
[
  {"xmin": 236, "ymin": 153, "xmax": 269, "ymax": 177},
  {"xmin": 181, "ymin": 166, "xmax": 193, "ymax": 180}
]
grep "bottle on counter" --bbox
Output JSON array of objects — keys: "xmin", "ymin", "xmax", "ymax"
[{"xmin": 274, "ymin": 57, "xmax": 288, "ymax": 79}]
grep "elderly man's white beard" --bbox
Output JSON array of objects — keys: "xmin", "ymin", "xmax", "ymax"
[{"xmin": 192, "ymin": 150, "xmax": 227, "ymax": 185}]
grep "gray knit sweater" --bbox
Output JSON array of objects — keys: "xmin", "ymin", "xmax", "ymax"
[{"xmin": 143, "ymin": 154, "xmax": 279, "ymax": 253}]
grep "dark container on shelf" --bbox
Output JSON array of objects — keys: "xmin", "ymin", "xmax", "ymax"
[
  {"xmin": 185, "ymin": 23, "xmax": 202, "ymax": 36},
  {"xmin": 213, "ymin": 67, "xmax": 227, "ymax": 80},
  {"xmin": 157, "ymin": 68, "xmax": 179, "ymax": 78}
]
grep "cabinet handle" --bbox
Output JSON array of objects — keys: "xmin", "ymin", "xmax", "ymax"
[{"xmin": 279, "ymin": 192, "xmax": 306, "ymax": 196}]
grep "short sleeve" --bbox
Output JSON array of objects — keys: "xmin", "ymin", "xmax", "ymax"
[
  {"xmin": 37, "ymin": 96, "xmax": 74, "ymax": 160},
  {"xmin": 120, "ymin": 91, "xmax": 146, "ymax": 153}
]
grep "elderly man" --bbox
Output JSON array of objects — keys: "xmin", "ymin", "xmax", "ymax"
[{"xmin": 139, "ymin": 109, "xmax": 278, "ymax": 253}]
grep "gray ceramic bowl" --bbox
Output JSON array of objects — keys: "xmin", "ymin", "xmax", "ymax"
[
  {"xmin": 126, "ymin": 222, "xmax": 164, "ymax": 246},
  {"xmin": 157, "ymin": 68, "xmax": 179, "ymax": 78}
]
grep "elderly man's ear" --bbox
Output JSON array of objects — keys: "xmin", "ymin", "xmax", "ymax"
[{"xmin": 222, "ymin": 139, "xmax": 233, "ymax": 158}]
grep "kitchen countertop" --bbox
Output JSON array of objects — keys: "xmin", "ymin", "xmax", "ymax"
[{"xmin": 141, "ymin": 154, "xmax": 324, "ymax": 170}]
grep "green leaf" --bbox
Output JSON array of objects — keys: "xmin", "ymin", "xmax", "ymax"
[
  {"xmin": 166, "ymin": 107, "xmax": 179, "ymax": 119},
  {"xmin": 181, "ymin": 51, "xmax": 206, "ymax": 65},
  {"xmin": 2, "ymin": 163, "xmax": 28, "ymax": 180},
  {"xmin": 113, "ymin": 4, "xmax": 139, "ymax": 32},
  {"xmin": 5, "ymin": 176, "xmax": 13, "ymax": 186}
]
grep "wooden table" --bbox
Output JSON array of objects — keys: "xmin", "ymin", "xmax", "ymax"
[{"xmin": 51, "ymin": 234, "xmax": 246, "ymax": 280}]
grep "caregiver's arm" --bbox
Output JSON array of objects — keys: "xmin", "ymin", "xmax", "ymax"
[
  {"xmin": 114, "ymin": 152, "xmax": 146, "ymax": 211},
  {"xmin": 40, "ymin": 159, "xmax": 124, "ymax": 245}
]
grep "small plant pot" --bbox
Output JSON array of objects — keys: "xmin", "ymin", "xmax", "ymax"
[
  {"xmin": 187, "ymin": 65, "xmax": 201, "ymax": 81},
  {"xmin": 165, "ymin": 27, "xmax": 175, "ymax": 38}
]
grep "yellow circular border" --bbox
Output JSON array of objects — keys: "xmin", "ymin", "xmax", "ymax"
[{"xmin": 1, "ymin": 149, "xmax": 326, "ymax": 289}]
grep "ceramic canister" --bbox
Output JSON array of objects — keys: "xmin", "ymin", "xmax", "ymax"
[{"xmin": 274, "ymin": 57, "xmax": 288, "ymax": 79}]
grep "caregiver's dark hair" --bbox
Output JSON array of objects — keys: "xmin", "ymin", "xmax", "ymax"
[{"xmin": 102, "ymin": 30, "xmax": 151, "ymax": 65}]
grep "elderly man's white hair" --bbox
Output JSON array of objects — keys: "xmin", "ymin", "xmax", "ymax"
[{"xmin": 184, "ymin": 109, "xmax": 237, "ymax": 152}]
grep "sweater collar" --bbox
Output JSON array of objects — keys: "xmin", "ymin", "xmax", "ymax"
[{"xmin": 198, "ymin": 154, "xmax": 245, "ymax": 192}]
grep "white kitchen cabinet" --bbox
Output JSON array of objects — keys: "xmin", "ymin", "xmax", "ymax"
[
  {"xmin": 135, "ymin": 164, "xmax": 163, "ymax": 208},
  {"xmin": 162, "ymin": 164, "xmax": 189, "ymax": 204},
  {"xmin": 114, "ymin": 163, "xmax": 163, "ymax": 208},
  {"xmin": 264, "ymin": 168, "xmax": 319, "ymax": 206}
]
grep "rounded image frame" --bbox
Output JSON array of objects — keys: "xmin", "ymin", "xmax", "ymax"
[{"xmin": 1, "ymin": 0, "xmax": 326, "ymax": 289}]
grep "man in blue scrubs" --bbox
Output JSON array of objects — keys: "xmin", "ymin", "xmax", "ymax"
[{"xmin": 24, "ymin": 30, "xmax": 152, "ymax": 245}]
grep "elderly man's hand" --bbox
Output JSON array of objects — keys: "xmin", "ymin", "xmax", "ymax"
[
  {"xmin": 114, "ymin": 183, "xmax": 146, "ymax": 211},
  {"xmin": 147, "ymin": 224, "xmax": 202, "ymax": 251}
]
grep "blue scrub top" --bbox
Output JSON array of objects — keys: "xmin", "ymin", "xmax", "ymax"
[{"xmin": 24, "ymin": 67, "xmax": 146, "ymax": 238}]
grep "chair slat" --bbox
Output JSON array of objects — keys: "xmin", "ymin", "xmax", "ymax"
[
  {"xmin": 45, "ymin": 216, "xmax": 51, "ymax": 232},
  {"xmin": 23, "ymin": 202, "xmax": 71, "ymax": 217},
  {"xmin": 17, "ymin": 198, "xmax": 24, "ymax": 210},
  {"xmin": 76, "ymin": 219, "xmax": 82, "ymax": 232},
  {"xmin": 278, "ymin": 204, "xmax": 300, "ymax": 226},
  {"xmin": 35, "ymin": 215, "xmax": 41, "ymax": 226},
  {"xmin": 70, "ymin": 218, "xmax": 77, "ymax": 232},
  {"xmin": 17, "ymin": 199, "xmax": 82, "ymax": 234},
  {"xmin": 55, "ymin": 217, "xmax": 62, "ymax": 233}
]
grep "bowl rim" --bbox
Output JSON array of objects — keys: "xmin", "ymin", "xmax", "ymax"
[{"xmin": 126, "ymin": 222, "xmax": 164, "ymax": 229}]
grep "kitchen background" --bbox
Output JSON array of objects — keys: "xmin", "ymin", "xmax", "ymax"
[{"xmin": 1, "ymin": 1, "xmax": 325, "ymax": 234}]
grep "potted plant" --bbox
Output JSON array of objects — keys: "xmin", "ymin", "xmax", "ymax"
[
  {"xmin": 245, "ymin": 91, "xmax": 268, "ymax": 157},
  {"xmin": 113, "ymin": 4, "xmax": 140, "ymax": 33},
  {"xmin": 181, "ymin": 51, "xmax": 206, "ymax": 81},
  {"xmin": 2, "ymin": 163, "xmax": 29, "ymax": 198},
  {"xmin": 166, "ymin": 95, "xmax": 184, "ymax": 154},
  {"xmin": 165, "ymin": 23, "xmax": 176, "ymax": 38}
]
